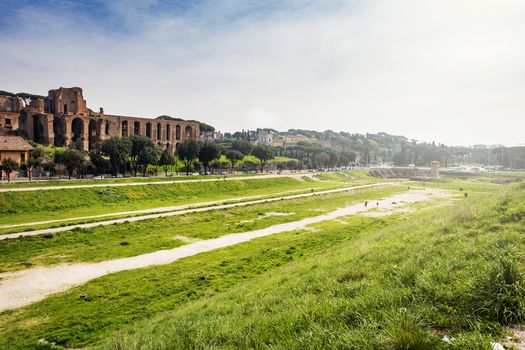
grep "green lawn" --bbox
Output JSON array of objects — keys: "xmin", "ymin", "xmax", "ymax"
[
  {"xmin": 1, "ymin": 176, "xmax": 521, "ymax": 349},
  {"xmin": 0, "ymin": 173, "xmax": 259, "ymax": 189},
  {"xmin": 0, "ymin": 177, "xmax": 344, "ymax": 226},
  {"xmin": 0, "ymin": 186, "xmax": 403, "ymax": 273},
  {"xmin": 91, "ymin": 183, "xmax": 525, "ymax": 349},
  {"xmin": 0, "ymin": 214, "xmax": 394, "ymax": 349}
]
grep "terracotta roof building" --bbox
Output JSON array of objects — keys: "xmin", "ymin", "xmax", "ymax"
[{"xmin": 0, "ymin": 135, "xmax": 34, "ymax": 180}]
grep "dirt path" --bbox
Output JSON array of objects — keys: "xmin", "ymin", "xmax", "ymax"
[
  {"xmin": 0, "ymin": 173, "xmax": 313, "ymax": 193},
  {"xmin": 0, "ymin": 189, "xmax": 453, "ymax": 312},
  {"xmin": 0, "ymin": 183, "xmax": 396, "ymax": 240}
]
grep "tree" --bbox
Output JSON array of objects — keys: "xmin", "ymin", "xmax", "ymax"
[
  {"xmin": 199, "ymin": 141, "xmax": 220, "ymax": 174},
  {"xmin": 225, "ymin": 150, "xmax": 244, "ymax": 173},
  {"xmin": 328, "ymin": 152, "xmax": 339, "ymax": 169},
  {"xmin": 138, "ymin": 146, "xmax": 159, "ymax": 176},
  {"xmin": 89, "ymin": 149, "xmax": 110, "ymax": 176},
  {"xmin": 287, "ymin": 159, "xmax": 299, "ymax": 171},
  {"xmin": 101, "ymin": 137, "xmax": 132, "ymax": 177},
  {"xmin": 252, "ymin": 145, "xmax": 274, "ymax": 173},
  {"xmin": 55, "ymin": 148, "xmax": 85, "ymax": 180},
  {"xmin": 26, "ymin": 157, "xmax": 40, "ymax": 182},
  {"xmin": 177, "ymin": 139, "xmax": 200, "ymax": 175},
  {"xmin": 71, "ymin": 138, "xmax": 84, "ymax": 151},
  {"xmin": 232, "ymin": 139, "xmax": 253, "ymax": 155},
  {"xmin": 25, "ymin": 147, "xmax": 44, "ymax": 182},
  {"xmin": 42, "ymin": 161, "xmax": 55, "ymax": 180},
  {"xmin": 314, "ymin": 152, "xmax": 330, "ymax": 169},
  {"xmin": 130, "ymin": 135, "xmax": 154, "ymax": 176},
  {"xmin": 159, "ymin": 148, "xmax": 174, "ymax": 176},
  {"xmin": 1, "ymin": 158, "xmax": 19, "ymax": 183}
]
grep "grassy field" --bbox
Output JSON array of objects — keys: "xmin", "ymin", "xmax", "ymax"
[
  {"xmin": 0, "ymin": 177, "xmax": 346, "ymax": 226},
  {"xmin": 2, "ymin": 172, "xmax": 524, "ymax": 349},
  {"xmin": 0, "ymin": 186, "xmax": 402, "ymax": 273},
  {"xmin": 0, "ymin": 214, "xmax": 395, "ymax": 349},
  {"xmin": 91, "ymin": 182, "xmax": 524, "ymax": 349},
  {"xmin": 0, "ymin": 173, "xmax": 261, "ymax": 189}
]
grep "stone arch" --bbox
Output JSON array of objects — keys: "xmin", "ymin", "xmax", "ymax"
[
  {"xmin": 184, "ymin": 125, "xmax": 192, "ymax": 139},
  {"xmin": 122, "ymin": 120, "xmax": 128, "ymax": 136},
  {"xmin": 88, "ymin": 119, "xmax": 99, "ymax": 150},
  {"xmin": 53, "ymin": 117, "xmax": 67, "ymax": 147},
  {"xmin": 71, "ymin": 117, "xmax": 84, "ymax": 144},
  {"xmin": 156, "ymin": 123, "xmax": 162, "ymax": 140},
  {"xmin": 146, "ymin": 122, "xmax": 152, "ymax": 138},
  {"xmin": 133, "ymin": 121, "xmax": 141, "ymax": 136},
  {"xmin": 176, "ymin": 125, "xmax": 181, "ymax": 140},
  {"xmin": 32, "ymin": 115, "xmax": 47, "ymax": 144},
  {"xmin": 166, "ymin": 142, "xmax": 171, "ymax": 153},
  {"xmin": 166, "ymin": 124, "xmax": 171, "ymax": 140}
]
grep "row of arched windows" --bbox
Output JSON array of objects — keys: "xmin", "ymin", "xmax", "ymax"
[{"xmin": 120, "ymin": 120, "xmax": 193, "ymax": 140}]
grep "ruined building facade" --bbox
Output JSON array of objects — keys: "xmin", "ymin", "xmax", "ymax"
[{"xmin": 0, "ymin": 87, "xmax": 200, "ymax": 153}]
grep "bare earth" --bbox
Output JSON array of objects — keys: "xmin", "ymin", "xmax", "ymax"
[{"xmin": 0, "ymin": 188, "xmax": 453, "ymax": 312}]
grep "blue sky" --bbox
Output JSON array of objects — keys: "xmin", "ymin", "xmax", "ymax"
[{"xmin": 1, "ymin": 0, "xmax": 524, "ymax": 146}]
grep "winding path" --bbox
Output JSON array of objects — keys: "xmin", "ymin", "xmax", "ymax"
[{"xmin": 0, "ymin": 188, "xmax": 453, "ymax": 312}]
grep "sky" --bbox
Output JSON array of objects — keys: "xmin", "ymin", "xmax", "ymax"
[{"xmin": 1, "ymin": 0, "xmax": 524, "ymax": 146}]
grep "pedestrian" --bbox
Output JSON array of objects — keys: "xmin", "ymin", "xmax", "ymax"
[
  {"xmin": 364, "ymin": 201, "xmax": 368, "ymax": 208},
  {"xmin": 376, "ymin": 202, "xmax": 379, "ymax": 208},
  {"xmin": 464, "ymin": 192, "xmax": 468, "ymax": 198}
]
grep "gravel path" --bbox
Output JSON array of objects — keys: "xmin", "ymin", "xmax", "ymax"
[
  {"xmin": 0, "ymin": 183, "xmax": 395, "ymax": 240},
  {"xmin": 0, "ymin": 188, "xmax": 453, "ymax": 312}
]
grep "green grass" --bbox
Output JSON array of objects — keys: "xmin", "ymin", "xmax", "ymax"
[
  {"xmin": 408, "ymin": 177, "xmax": 503, "ymax": 193},
  {"xmin": 0, "ymin": 214, "xmax": 394, "ymax": 349},
  {"xmin": 0, "ymin": 177, "xmax": 343, "ymax": 226},
  {"xmin": 1, "ymin": 176, "xmax": 521, "ymax": 349},
  {"xmin": 86, "ymin": 183, "xmax": 525, "ymax": 350},
  {"xmin": 92, "ymin": 186, "xmax": 525, "ymax": 349},
  {"xmin": 0, "ymin": 173, "xmax": 262, "ymax": 189},
  {"xmin": 0, "ymin": 185, "xmax": 339, "ymax": 235},
  {"xmin": 0, "ymin": 186, "xmax": 403, "ymax": 273}
]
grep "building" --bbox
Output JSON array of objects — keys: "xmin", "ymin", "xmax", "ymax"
[
  {"xmin": 0, "ymin": 87, "xmax": 200, "ymax": 154},
  {"xmin": 270, "ymin": 133, "xmax": 332, "ymax": 150},
  {"xmin": 201, "ymin": 130, "xmax": 224, "ymax": 142},
  {"xmin": 0, "ymin": 134, "xmax": 34, "ymax": 179},
  {"xmin": 256, "ymin": 129, "xmax": 274, "ymax": 146}
]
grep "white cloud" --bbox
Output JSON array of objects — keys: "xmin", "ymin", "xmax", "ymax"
[{"xmin": 1, "ymin": 0, "xmax": 525, "ymax": 145}]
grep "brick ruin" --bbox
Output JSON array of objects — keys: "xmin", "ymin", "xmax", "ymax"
[{"xmin": 0, "ymin": 87, "xmax": 200, "ymax": 153}]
